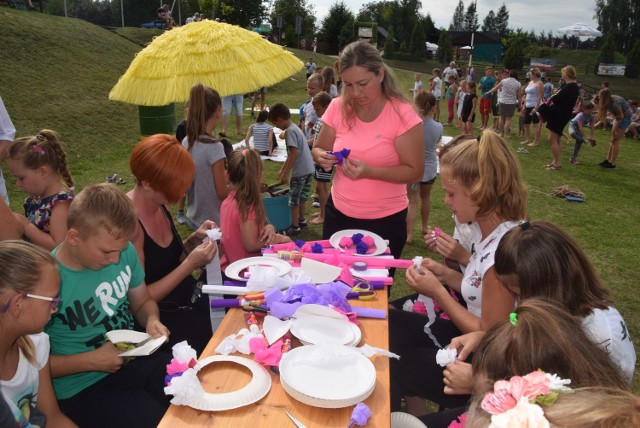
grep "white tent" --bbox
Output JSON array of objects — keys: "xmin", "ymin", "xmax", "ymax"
[{"xmin": 425, "ymin": 42, "xmax": 438, "ymax": 52}]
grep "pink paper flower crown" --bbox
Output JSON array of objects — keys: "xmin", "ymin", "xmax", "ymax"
[{"xmin": 480, "ymin": 370, "xmax": 571, "ymax": 427}]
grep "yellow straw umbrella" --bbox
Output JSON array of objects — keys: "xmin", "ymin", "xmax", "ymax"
[{"xmin": 109, "ymin": 20, "xmax": 304, "ymax": 106}]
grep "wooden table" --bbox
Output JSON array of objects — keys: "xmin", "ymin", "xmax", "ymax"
[{"xmin": 158, "ymin": 291, "xmax": 390, "ymax": 427}]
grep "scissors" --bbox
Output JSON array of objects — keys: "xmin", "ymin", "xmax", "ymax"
[
  {"xmin": 286, "ymin": 411, "xmax": 307, "ymax": 428},
  {"xmin": 350, "ymin": 280, "xmax": 376, "ymax": 300}
]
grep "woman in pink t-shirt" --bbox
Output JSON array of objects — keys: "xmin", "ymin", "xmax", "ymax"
[
  {"xmin": 220, "ymin": 148, "xmax": 289, "ymax": 269},
  {"xmin": 311, "ymin": 41, "xmax": 424, "ymax": 262}
]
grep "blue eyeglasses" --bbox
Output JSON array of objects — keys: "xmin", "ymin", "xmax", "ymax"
[{"xmin": 1, "ymin": 293, "xmax": 61, "ymax": 313}]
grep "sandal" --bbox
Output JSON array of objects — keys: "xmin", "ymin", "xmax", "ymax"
[
  {"xmin": 545, "ymin": 164, "xmax": 561, "ymax": 171},
  {"xmin": 115, "ymin": 177, "xmax": 126, "ymax": 185},
  {"xmin": 106, "ymin": 173, "xmax": 118, "ymax": 183}
]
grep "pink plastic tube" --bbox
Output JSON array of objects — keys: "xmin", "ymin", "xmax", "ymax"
[{"xmin": 303, "ymin": 253, "xmax": 413, "ymax": 269}]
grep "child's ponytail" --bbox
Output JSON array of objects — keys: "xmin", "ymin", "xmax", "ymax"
[
  {"xmin": 9, "ymin": 129, "xmax": 74, "ymax": 189},
  {"xmin": 186, "ymin": 83, "xmax": 221, "ymax": 148},
  {"xmin": 227, "ymin": 148, "xmax": 265, "ymax": 225}
]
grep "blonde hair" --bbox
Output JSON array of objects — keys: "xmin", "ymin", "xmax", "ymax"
[
  {"xmin": 440, "ymin": 130, "xmax": 528, "ymax": 221},
  {"xmin": 598, "ymin": 88, "xmax": 613, "ymax": 123},
  {"xmin": 338, "ymin": 41, "xmax": 406, "ymax": 128},
  {"xmin": 0, "ymin": 241, "xmax": 56, "ymax": 364},
  {"xmin": 467, "ymin": 387, "xmax": 640, "ymax": 427},
  {"xmin": 67, "ymin": 183, "xmax": 137, "ymax": 240},
  {"xmin": 562, "ymin": 65, "xmax": 577, "ymax": 80},
  {"xmin": 9, "ymin": 129, "xmax": 74, "ymax": 189}
]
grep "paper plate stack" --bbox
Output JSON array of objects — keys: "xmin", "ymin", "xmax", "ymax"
[
  {"xmin": 290, "ymin": 304, "xmax": 361, "ymax": 346},
  {"xmin": 279, "ymin": 344, "xmax": 376, "ymax": 408}
]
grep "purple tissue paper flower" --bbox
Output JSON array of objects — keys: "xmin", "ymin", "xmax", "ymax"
[
  {"xmin": 350, "ymin": 402, "xmax": 372, "ymax": 426},
  {"xmin": 294, "ymin": 239, "xmax": 305, "ymax": 249},
  {"xmin": 351, "ymin": 233, "xmax": 364, "ymax": 244},
  {"xmin": 355, "ymin": 241, "xmax": 369, "ymax": 255},
  {"xmin": 328, "ymin": 148, "xmax": 351, "ymax": 165},
  {"xmin": 311, "ymin": 242, "xmax": 324, "ymax": 253}
]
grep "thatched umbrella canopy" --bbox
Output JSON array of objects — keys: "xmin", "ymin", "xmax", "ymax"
[{"xmin": 109, "ymin": 20, "xmax": 303, "ymax": 106}]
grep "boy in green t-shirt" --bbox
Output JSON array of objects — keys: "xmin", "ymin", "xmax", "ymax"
[{"xmin": 45, "ymin": 183, "xmax": 170, "ymax": 428}]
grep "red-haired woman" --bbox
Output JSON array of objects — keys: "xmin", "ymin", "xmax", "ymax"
[{"xmin": 128, "ymin": 134, "xmax": 218, "ymax": 353}]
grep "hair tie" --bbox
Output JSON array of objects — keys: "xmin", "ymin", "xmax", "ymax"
[
  {"xmin": 509, "ymin": 312, "xmax": 518, "ymax": 326},
  {"xmin": 32, "ymin": 144, "xmax": 45, "ymax": 156},
  {"xmin": 519, "ymin": 221, "xmax": 531, "ymax": 230},
  {"xmin": 241, "ymin": 149, "xmax": 247, "ymax": 157}
]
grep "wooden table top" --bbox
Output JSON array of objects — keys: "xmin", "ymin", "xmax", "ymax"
[{"xmin": 158, "ymin": 292, "xmax": 390, "ymax": 428}]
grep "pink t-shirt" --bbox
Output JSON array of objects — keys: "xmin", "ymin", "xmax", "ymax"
[
  {"xmin": 220, "ymin": 191, "xmax": 259, "ymax": 269},
  {"xmin": 322, "ymin": 97, "xmax": 422, "ymax": 219}
]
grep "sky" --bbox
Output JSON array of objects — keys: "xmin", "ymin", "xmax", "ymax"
[{"xmin": 311, "ymin": 0, "xmax": 601, "ymax": 36}]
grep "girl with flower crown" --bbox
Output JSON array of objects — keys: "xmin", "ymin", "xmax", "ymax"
[{"xmin": 463, "ymin": 299, "xmax": 631, "ymax": 428}]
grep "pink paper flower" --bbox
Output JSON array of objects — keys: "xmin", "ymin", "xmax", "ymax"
[
  {"xmin": 339, "ymin": 237, "xmax": 353, "ymax": 248},
  {"xmin": 447, "ymin": 412, "xmax": 467, "ymax": 428},
  {"xmin": 250, "ymin": 337, "xmax": 283, "ymax": 367},
  {"xmin": 361, "ymin": 236, "xmax": 375, "ymax": 247},
  {"xmin": 166, "ymin": 359, "xmax": 190, "ymax": 375},
  {"xmin": 481, "ymin": 385, "xmax": 518, "ymax": 415},
  {"xmin": 434, "ymin": 227, "xmax": 442, "ymax": 238},
  {"xmin": 412, "ymin": 301, "xmax": 427, "ymax": 314},
  {"xmin": 522, "ymin": 371, "xmax": 551, "ymax": 399},
  {"xmin": 301, "ymin": 243, "xmax": 313, "ymax": 252}
]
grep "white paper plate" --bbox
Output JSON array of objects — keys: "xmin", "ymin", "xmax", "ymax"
[
  {"xmin": 292, "ymin": 304, "xmax": 361, "ymax": 346},
  {"xmin": 188, "ymin": 355, "xmax": 272, "ymax": 411},
  {"xmin": 391, "ymin": 412, "xmax": 429, "ymax": 428},
  {"xmin": 224, "ymin": 256, "xmax": 292, "ymax": 281},
  {"xmin": 329, "ymin": 229, "xmax": 388, "ymax": 256},
  {"xmin": 279, "ymin": 345, "xmax": 376, "ymax": 408},
  {"xmin": 291, "ymin": 316, "xmax": 354, "ymax": 345}
]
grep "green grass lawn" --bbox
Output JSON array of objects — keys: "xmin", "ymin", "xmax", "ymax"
[{"xmin": 2, "ymin": 8, "xmax": 639, "ymax": 389}]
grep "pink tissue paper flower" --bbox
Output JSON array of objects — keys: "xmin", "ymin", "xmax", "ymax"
[
  {"xmin": 339, "ymin": 237, "xmax": 353, "ymax": 248},
  {"xmin": 361, "ymin": 236, "xmax": 375, "ymax": 247},
  {"xmin": 412, "ymin": 301, "xmax": 427, "ymax": 315},
  {"xmin": 447, "ymin": 412, "xmax": 467, "ymax": 428}
]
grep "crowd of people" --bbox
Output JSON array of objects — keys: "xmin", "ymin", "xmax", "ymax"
[
  {"xmin": 418, "ymin": 60, "xmax": 637, "ymax": 170},
  {"xmin": 0, "ymin": 40, "xmax": 638, "ymax": 428}
]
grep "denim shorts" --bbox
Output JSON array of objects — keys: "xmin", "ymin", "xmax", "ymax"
[
  {"xmin": 614, "ymin": 117, "xmax": 632, "ymax": 131},
  {"xmin": 289, "ymin": 174, "xmax": 313, "ymax": 207},
  {"xmin": 222, "ymin": 94, "xmax": 243, "ymax": 117}
]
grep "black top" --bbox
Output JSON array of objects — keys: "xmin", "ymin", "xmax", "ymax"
[{"xmin": 546, "ymin": 82, "xmax": 580, "ymax": 134}]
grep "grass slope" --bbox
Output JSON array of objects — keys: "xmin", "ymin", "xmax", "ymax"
[{"xmin": 2, "ymin": 9, "xmax": 639, "ymax": 389}]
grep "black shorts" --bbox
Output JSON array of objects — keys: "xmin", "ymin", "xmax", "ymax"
[
  {"xmin": 314, "ymin": 164, "xmax": 333, "ymax": 182},
  {"xmin": 523, "ymin": 106, "xmax": 540, "ymax": 124}
]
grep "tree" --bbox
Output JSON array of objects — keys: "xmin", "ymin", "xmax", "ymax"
[
  {"xmin": 482, "ymin": 10, "xmax": 497, "ymax": 32},
  {"xmin": 383, "ymin": 25, "xmax": 396, "ymax": 57},
  {"xmin": 318, "ymin": 2, "xmax": 355, "ymax": 54},
  {"xmin": 436, "ymin": 29, "xmax": 453, "ymax": 63},
  {"xmin": 595, "ymin": 0, "xmax": 639, "ymax": 53},
  {"xmin": 210, "ymin": 0, "xmax": 265, "ymax": 27},
  {"xmin": 596, "ymin": 34, "xmax": 617, "ymax": 72},
  {"xmin": 449, "ymin": 0, "xmax": 465, "ymax": 31},
  {"xmin": 408, "ymin": 20, "xmax": 426, "ymax": 58},
  {"xmin": 495, "ymin": 2, "xmax": 510, "ymax": 38},
  {"xmin": 625, "ymin": 39, "xmax": 640, "ymax": 78},
  {"xmin": 423, "ymin": 14, "xmax": 436, "ymax": 41},
  {"xmin": 338, "ymin": 17, "xmax": 355, "ymax": 51},
  {"xmin": 463, "ymin": 1, "xmax": 479, "ymax": 32},
  {"xmin": 270, "ymin": 0, "xmax": 316, "ymax": 46},
  {"xmin": 503, "ymin": 30, "xmax": 528, "ymax": 70}
]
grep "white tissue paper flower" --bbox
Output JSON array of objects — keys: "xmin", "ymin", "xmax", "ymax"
[
  {"xmin": 172, "ymin": 341, "xmax": 198, "ymax": 363},
  {"xmin": 436, "ymin": 347, "xmax": 457, "ymax": 367},
  {"xmin": 402, "ymin": 299, "xmax": 415, "ymax": 312},
  {"xmin": 164, "ymin": 368, "xmax": 204, "ymax": 405},
  {"xmin": 205, "ymin": 228, "xmax": 222, "ymax": 241},
  {"xmin": 412, "ymin": 256, "xmax": 424, "ymax": 270},
  {"xmin": 546, "ymin": 373, "xmax": 572, "ymax": 392}
]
